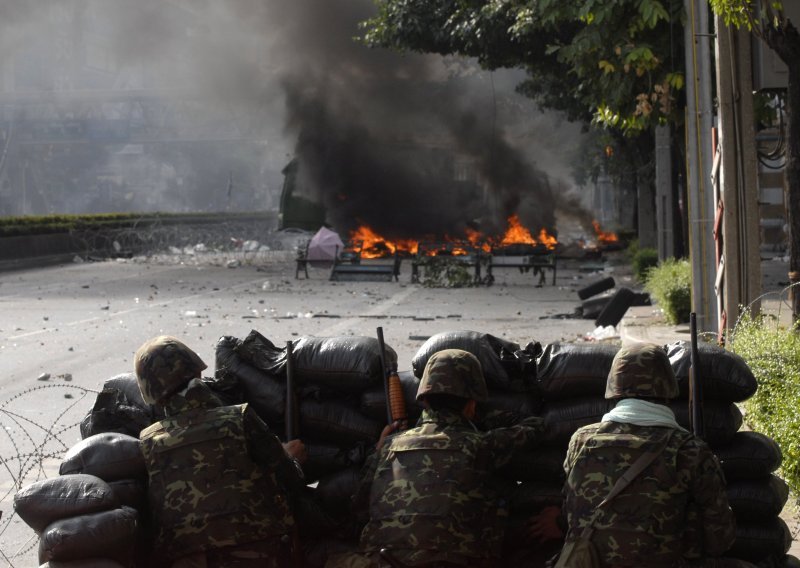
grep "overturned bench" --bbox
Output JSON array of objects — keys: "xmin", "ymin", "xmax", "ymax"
[{"xmin": 329, "ymin": 254, "xmax": 401, "ymax": 282}]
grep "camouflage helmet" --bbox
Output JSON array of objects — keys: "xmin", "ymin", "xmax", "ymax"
[
  {"xmin": 134, "ymin": 336, "xmax": 207, "ymax": 405},
  {"xmin": 416, "ymin": 349, "xmax": 488, "ymax": 402},
  {"xmin": 605, "ymin": 343, "xmax": 679, "ymax": 400}
]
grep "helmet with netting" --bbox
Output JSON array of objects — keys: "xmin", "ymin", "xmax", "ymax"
[
  {"xmin": 134, "ymin": 336, "xmax": 207, "ymax": 405},
  {"xmin": 605, "ymin": 343, "xmax": 678, "ymax": 400},
  {"xmin": 416, "ymin": 349, "xmax": 488, "ymax": 402}
]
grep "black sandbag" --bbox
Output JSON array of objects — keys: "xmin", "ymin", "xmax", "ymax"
[
  {"xmin": 669, "ymin": 400, "xmax": 743, "ymax": 448},
  {"xmin": 80, "ymin": 373, "xmax": 163, "ymax": 439},
  {"xmin": 715, "ymin": 431, "xmax": 783, "ymax": 481},
  {"xmin": 785, "ymin": 554, "xmax": 800, "ymax": 568},
  {"xmin": 580, "ymin": 293, "xmax": 613, "ymax": 320},
  {"xmin": 216, "ymin": 336, "xmax": 286, "ymax": 427},
  {"xmin": 299, "ymin": 399, "xmax": 383, "ymax": 446},
  {"xmin": 535, "ymin": 343, "xmax": 619, "ymax": 401},
  {"xmin": 38, "ymin": 506, "xmax": 139, "ymax": 565},
  {"xmin": 107, "ymin": 479, "xmax": 147, "ymax": 512},
  {"xmin": 60, "ymin": 433, "xmax": 145, "ymax": 481},
  {"xmin": 595, "ymin": 287, "xmax": 636, "ymax": 327},
  {"xmin": 727, "ymin": 475, "xmax": 790, "ymax": 519},
  {"xmin": 40, "ymin": 560, "xmax": 127, "ymax": 568},
  {"xmin": 411, "ymin": 331, "xmax": 538, "ymax": 392},
  {"xmin": 233, "ymin": 330, "xmax": 286, "ymax": 374},
  {"xmin": 577, "ymin": 277, "xmax": 615, "ymax": 300},
  {"xmin": 510, "ymin": 481, "xmax": 564, "ymax": 513},
  {"xmin": 482, "ymin": 389, "xmax": 543, "ymax": 419},
  {"xmin": 498, "ymin": 445, "xmax": 566, "ymax": 482},
  {"xmin": 541, "ymin": 397, "xmax": 615, "ymax": 447},
  {"xmin": 292, "ymin": 336, "xmax": 398, "ymax": 392},
  {"xmin": 359, "ymin": 371, "xmax": 423, "ymax": 423},
  {"xmin": 303, "ymin": 442, "xmax": 368, "ymax": 484},
  {"xmin": 729, "ymin": 517, "xmax": 792, "ymax": 563},
  {"xmin": 315, "ymin": 466, "xmax": 362, "ymax": 514},
  {"xmin": 227, "ymin": 331, "xmax": 400, "ymax": 393},
  {"xmin": 14, "ymin": 474, "xmax": 119, "ymax": 534},
  {"xmin": 667, "ymin": 341, "xmax": 758, "ymax": 402}
]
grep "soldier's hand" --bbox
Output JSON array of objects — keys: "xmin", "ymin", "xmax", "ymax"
[
  {"xmin": 528, "ymin": 505, "xmax": 564, "ymax": 544},
  {"xmin": 283, "ymin": 439, "xmax": 307, "ymax": 464}
]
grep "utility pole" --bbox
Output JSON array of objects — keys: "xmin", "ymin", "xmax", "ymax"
[
  {"xmin": 713, "ymin": 18, "xmax": 762, "ymax": 340},
  {"xmin": 684, "ymin": 0, "xmax": 719, "ymax": 334}
]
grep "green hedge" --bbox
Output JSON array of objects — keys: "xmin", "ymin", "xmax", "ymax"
[
  {"xmin": 0, "ymin": 212, "xmax": 271, "ymax": 237},
  {"xmin": 729, "ymin": 314, "xmax": 800, "ymax": 494},
  {"xmin": 644, "ymin": 258, "xmax": 691, "ymax": 324}
]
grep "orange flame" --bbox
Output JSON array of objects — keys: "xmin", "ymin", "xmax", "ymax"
[
  {"xmin": 349, "ymin": 226, "xmax": 418, "ymax": 259},
  {"xmin": 348, "ymin": 215, "xmax": 558, "ymax": 258},
  {"xmin": 592, "ymin": 220, "xmax": 619, "ymax": 245},
  {"xmin": 496, "ymin": 215, "xmax": 557, "ymax": 250}
]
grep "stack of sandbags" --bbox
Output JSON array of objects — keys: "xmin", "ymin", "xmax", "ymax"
[
  {"xmin": 14, "ymin": 431, "xmax": 149, "ymax": 566},
  {"xmin": 215, "ymin": 331, "xmax": 396, "ymax": 519},
  {"xmin": 667, "ymin": 341, "xmax": 795, "ymax": 565},
  {"xmin": 716, "ymin": 432, "xmax": 792, "ymax": 564},
  {"xmin": 14, "ymin": 474, "xmax": 139, "ymax": 567},
  {"xmin": 526, "ymin": 340, "xmax": 794, "ymax": 567}
]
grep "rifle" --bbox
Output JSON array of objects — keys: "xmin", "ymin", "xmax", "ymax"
[
  {"xmin": 688, "ymin": 313, "xmax": 705, "ymax": 438},
  {"xmin": 284, "ymin": 340, "xmax": 304, "ymax": 568},
  {"xmin": 376, "ymin": 326, "xmax": 407, "ymax": 426},
  {"xmin": 285, "ymin": 340, "xmax": 299, "ymax": 441}
]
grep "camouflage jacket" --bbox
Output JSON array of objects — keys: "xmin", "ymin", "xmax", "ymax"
[
  {"xmin": 357, "ymin": 408, "xmax": 544, "ymax": 566},
  {"xmin": 140, "ymin": 380, "xmax": 297, "ymax": 560},
  {"xmin": 562, "ymin": 421, "xmax": 735, "ymax": 567}
]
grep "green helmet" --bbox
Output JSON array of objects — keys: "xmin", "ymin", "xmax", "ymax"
[
  {"xmin": 416, "ymin": 349, "xmax": 489, "ymax": 402},
  {"xmin": 605, "ymin": 343, "xmax": 678, "ymax": 400},
  {"xmin": 134, "ymin": 336, "xmax": 207, "ymax": 405}
]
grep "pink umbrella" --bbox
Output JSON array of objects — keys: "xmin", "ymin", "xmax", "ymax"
[{"xmin": 307, "ymin": 227, "xmax": 344, "ymax": 266}]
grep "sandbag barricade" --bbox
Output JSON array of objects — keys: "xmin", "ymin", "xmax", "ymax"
[
  {"xmin": 29, "ymin": 332, "xmax": 793, "ymax": 568},
  {"xmin": 526, "ymin": 341, "xmax": 793, "ymax": 568},
  {"xmin": 15, "ymin": 430, "xmax": 151, "ymax": 566}
]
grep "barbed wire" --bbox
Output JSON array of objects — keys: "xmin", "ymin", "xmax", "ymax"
[
  {"xmin": 68, "ymin": 216, "xmax": 301, "ymax": 268},
  {"xmin": 0, "ymin": 384, "xmax": 97, "ymax": 566}
]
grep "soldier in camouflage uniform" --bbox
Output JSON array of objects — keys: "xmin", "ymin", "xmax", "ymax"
[
  {"xmin": 328, "ymin": 348, "xmax": 545, "ymax": 568},
  {"xmin": 560, "ymin": 343, "xmax": 735, "ymax": 567},
  {"xmin": 135, "ymin": 335, "xmax": 305, "ymax": 568}
]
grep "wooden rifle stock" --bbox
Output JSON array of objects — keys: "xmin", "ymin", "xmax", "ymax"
[
  {"xmin": 376, "ymin": 327, "xmax": 407, "ymax": 425},
  {"xmin": 689, "ymin": 313, "xmax": 704, "ymax": 438}
]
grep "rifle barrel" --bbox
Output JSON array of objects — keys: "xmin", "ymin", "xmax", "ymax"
[{"xmin": 285, "ymin": 340, "xmax": 296, "ymax": 440}]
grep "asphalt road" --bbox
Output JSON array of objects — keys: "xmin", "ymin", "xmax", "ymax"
[{"xmin": 0, "ymin": 251, "xmax": 615, "ymax": 565}]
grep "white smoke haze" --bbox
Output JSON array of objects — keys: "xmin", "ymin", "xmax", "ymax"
[{"xmin": 0, "ymin": 0, "xmax": 591, "ymax": 236}]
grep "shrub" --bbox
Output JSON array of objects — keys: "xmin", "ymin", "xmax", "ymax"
[
  {"xmin": 420, "ymin": 257, "xmax": 475, "ymax": 288},
  {"xmin": 632, "ymin": 247, "xmax": 659, "ymax": 283},
  {"xmin": 644, "ymin": 258, "xmax": 691, "ymax": 324},
  {"xmin": 729, "ymin": 313, "xmax": 800, "ymax": 493}
]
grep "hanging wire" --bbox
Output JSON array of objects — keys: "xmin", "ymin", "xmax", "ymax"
[{"xmin": 757, "ymin": 91, "xmax": 787, "ymax": 170}]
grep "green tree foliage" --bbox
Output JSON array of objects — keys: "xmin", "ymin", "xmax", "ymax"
[{"xmin": 361, "ymin": 0, "xmax": 685, "ymax": 135}]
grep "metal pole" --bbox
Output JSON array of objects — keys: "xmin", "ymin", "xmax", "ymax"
[{"xmin": 684, "ymin": 0, "xmax": 719, "ymax": 333}]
